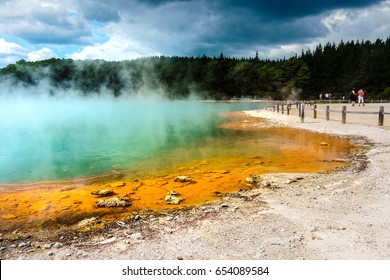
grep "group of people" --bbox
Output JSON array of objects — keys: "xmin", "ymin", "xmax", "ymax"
[
  {"xmin": 318, "ymin": 88, "xmax": 365, "ymax": 106},
  {"xmin": 350, "ymin": 88, "xmax": 365, "ymax": 106},
  {"xmin": 318, "ymin": 92, "xmax": 332, "ymax": 100}
]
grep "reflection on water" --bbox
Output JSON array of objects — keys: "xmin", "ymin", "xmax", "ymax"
[{"xmin": 0, "ymin": 99, "xmax": 353, "ymax": 232}]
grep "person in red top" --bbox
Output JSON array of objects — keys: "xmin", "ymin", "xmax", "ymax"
[{"xmin": 358, "ymin": 88, "xmax": 365, "ymax": 106}]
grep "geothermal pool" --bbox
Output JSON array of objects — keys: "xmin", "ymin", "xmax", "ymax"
[
  {"xmin": 0, "ymin": 97, "xmax": 264, "ymax": 183},
  {"xmin": 0, "ymin": 96, "xmax": 353, "ymax": 231}
]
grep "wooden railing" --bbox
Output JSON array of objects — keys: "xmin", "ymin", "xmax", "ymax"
[{"xmin": 272, "ymin": 101, "xmax": 389, "ymax": 126}]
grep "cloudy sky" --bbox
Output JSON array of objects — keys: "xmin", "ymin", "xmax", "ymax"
[{"xmin": 0, "ymin": 0, "xmax": 389, "ymax": 67}]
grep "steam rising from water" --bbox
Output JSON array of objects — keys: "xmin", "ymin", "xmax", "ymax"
[{"xmin": 0, "ymin": 91, "xmax": 260, "ymax": 183}]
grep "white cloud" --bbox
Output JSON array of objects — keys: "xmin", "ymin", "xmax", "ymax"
[
  {"xmin": 0, "ymin": 0, "xmax": 91, "ymax": 44},
  {"xmin": 68, "ymin": 0, "xmax": 216, "ymax": 60},
  {"xmin": 27, "ymin": 47, "xmax": 57, "ymax": 61},
  {"xmin": 0, "ymin": 38, "xmax": 28, "ymax": 55},
  {"xmin": 253, "ymin": 44, "xmax": 302, "ymax": 61},
  {"xmin": 0, "ymin": 38, "xmax": 29, "ymax": 66},
  {"xmin": 68, "ymin": 32, "xmax": 161, "ymax": 61},
  {"xmin": 321, "ymin": 0, "xmax": 390, "ymax": 42}
]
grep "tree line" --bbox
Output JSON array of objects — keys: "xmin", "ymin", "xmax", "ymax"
[{"xmin": 1, "ymin": 37, "xmax": 390, "ymax": 100}]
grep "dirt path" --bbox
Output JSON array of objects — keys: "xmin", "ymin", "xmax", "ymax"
[{"xmin": 1, "ymin": 107, "xmax": 390, "ymax": 260}]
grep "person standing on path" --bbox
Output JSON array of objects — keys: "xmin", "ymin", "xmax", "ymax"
[
  {"xmin": 350, "ymin": 88, "xmax": 357, "ymax": 106},
  {"xmin": 358, "ymin": 88, "xmax": 365, "ymax": 106}
]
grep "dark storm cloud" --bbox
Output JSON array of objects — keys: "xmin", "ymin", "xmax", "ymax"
[
  {"xmin": 108, "ymin": 0, "xmax": 385, "ymax": 53},
  {"xmin": 2, "ymin": 0, "xmax": 384, "ymax": 46},
  {"xmin": 17, "ymin": 29, "xmax": 92, "ymax": 45},
  {"xmin": 177, "ymin": 0, "xmax": 385, "ymax": 57},
  {"xmin": 78, "ymin": 0, "xmax": 386, "ymax": 59},
  {"xmin": 212, "ymin": 0, "xmax": 384, "ymax": 40},
  {"xmin": 122, "ymin": 0, "xmax": 383, "ymax": 11},
  {"xmin": 224, "ymin": 0, "xmax": 384, "ymax": 19},
  {"xmin": 76, "ymin": 1, "xmax": 121, "ymax": 23},
  {"xmin": 206, "ymin": 8, "xmax": 327, "ymax": 45},
  {"xmin": 114, "ymin": 0, "xmax": 384, "ymax": 16}
]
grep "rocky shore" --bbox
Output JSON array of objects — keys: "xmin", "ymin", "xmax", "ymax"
[{"xmin": 1, "ymin": 107, "xmax": 390, "ymax": 260}]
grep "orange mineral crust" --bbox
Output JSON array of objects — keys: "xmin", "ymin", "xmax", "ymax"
[{"xmin": 0, "ymin": 113, "xmax": 352, "ymax": 232}]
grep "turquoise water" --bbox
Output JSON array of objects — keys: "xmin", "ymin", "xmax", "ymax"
[{"xmin": 0, "ymin": 96, "xmax": 266, "ymax": 183}]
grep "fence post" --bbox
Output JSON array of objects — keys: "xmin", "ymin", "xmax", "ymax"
[
  {"xmin": 379, "ymin": 106, "xmax": 384, "ymax": 126},
  {"xmin": 341, "ymin": 106, "xmax": 347, "ymax": 124},
  {"xmin": 281, "ymin": 103, "xmax": 284, "ymax": 114},
  {"xmin": 300, "ymin": 102, "xmax": 305, "ymax": 123},
  {"xmin": 313, "ymin": 104, "xmax": 317, "ymax": 119},
  {"xmin": 277, "ymin": 103, "xmax": 280, "ymax": 113},
  {"xmin": 326, "ymin": 105, "xmax": 330, "ymax": 121},
  {"xmin": 287, "ymin": 104, "xmax": 290, "ymax": 115}
]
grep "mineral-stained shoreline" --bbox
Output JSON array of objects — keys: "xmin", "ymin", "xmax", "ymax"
[{"xmin": 1, "ymin": 107, "xmax": 390, "ymax": 260}]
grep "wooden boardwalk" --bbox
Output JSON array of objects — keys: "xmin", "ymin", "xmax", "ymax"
[{"xmin": 275, "ymin": 102, "xmax": 390, "ymax": 128}]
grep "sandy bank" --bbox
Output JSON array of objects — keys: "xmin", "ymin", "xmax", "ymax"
[{"xmin": 1, "ymin": 107, "xmax": 390, "ymax": 260}]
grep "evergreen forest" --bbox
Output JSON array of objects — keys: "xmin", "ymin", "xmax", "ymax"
[{"xmin": 1, "ymin": 38, "xmax": 390, "ymax": 100}]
